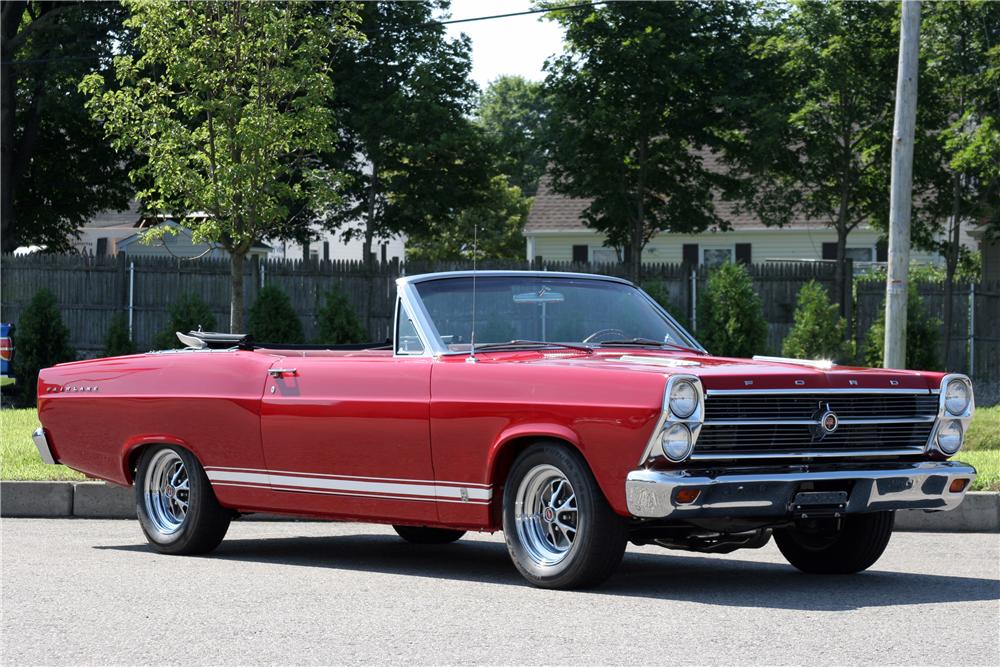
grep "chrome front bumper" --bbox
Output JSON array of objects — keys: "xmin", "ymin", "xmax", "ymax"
[
  {"xmin": 32, "ymin": 427, "xmax": 57, "ymax": 465},
  {"xmin": 626, "ymin": 461, "xmax": 977, "ymax": 519}
]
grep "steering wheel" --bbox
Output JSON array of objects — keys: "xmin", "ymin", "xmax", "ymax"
[{"xmin": 582, "ymin": 328, "xmax": 627, "ymax": 344}]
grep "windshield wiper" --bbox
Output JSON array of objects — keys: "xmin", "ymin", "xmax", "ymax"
[
  {"xmin": 472, "ymin": 340, "xmax": 594, "ymax": 354},
  {"xmin": 597, "ymin": 338, "xmax": 705, "ymax": 354}
]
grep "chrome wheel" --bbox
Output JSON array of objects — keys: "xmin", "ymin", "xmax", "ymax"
[
  {"xmin": 514, "ymin": 464, "xmax": 579, "ymax": 566},
  {"xmin": 143, "ymin": 449, "xmax": 190, "ymax": 535}
]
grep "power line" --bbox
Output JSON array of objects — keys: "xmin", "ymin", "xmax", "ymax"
[
  {"xmin": 438, "ymin": 2, "xmax": 607, "ymax": 26},
  {"xmin": 2, "ymin": 2, "xmax": 608, "ymax": 66}
]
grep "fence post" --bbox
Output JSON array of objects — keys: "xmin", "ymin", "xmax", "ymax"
[
  {"xmin": 690, "ymin": 269, "xmax": 698, "ymax": 332},
  {"xmin": 128, "ymin": 261, "xmax": 135, "ymax": 341}
]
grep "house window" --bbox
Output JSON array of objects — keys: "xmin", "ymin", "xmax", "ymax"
[
  {"xmin": 591, "ymin": 247, "xmax": 618, "ymax": 264},
  {"xmin": 845, "ymin": 247, "xmax": 874, "ymax": 262},
  {"xmin": 571, "ymin": 245, "xmax": 588, "ymax": 263},
  {"xmin": 702, "ymin": 247, "xmax": 734, "ymax": 268}
]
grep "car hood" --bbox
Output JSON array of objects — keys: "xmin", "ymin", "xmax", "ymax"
[{"xmin": 466, "ymin": 349, "xmax": 941, "ymax": 393}]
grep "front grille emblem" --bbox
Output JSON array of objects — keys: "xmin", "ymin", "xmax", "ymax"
[{"xmin": 811, "ymin": 402, "xmax": 839, "ymax": 440}]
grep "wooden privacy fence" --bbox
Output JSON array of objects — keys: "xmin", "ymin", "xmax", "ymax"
[{"xmin": 1, "ymin": 253, "xmax": 996, "ymax": 379}]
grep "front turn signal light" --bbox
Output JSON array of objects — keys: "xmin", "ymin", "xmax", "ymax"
[{"xmin": 949, "ymin": 478, "xmax": 969, "ymax": 494}]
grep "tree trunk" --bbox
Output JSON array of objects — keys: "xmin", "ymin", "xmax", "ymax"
[
  {"xmin": 834, "ymin": 219, "xmax": 849, "ymax": 319},
  {"xmin": 942, "ymin": 171, "xmax": 962, "ymax": 369},
  {"xmin": 363, "ymin": 162, "xmax": 378, "ymax": 267},
  {"xmin": 229, "ymin": 249, "xmax": 245, "ymax": 333},
  {"xmin": 0, "ymin": 3, "xmax": 22, "ymax": 253},
  {"xmin": 629, "ymin": 139, "xmax": 647, "ymax": 284}
]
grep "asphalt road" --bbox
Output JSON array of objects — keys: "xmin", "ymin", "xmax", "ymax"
[{"xmin": 2, "ymin": 519, "xmax": 998, "ymax": 666}]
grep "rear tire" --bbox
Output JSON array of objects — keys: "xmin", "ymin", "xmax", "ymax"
[
  {"xmin": 393, "ymin": 525, "xmax": 465, "ymax": 544},
  {"xmin": 774, "ymin": 511, "xmax": 894, "ymax": 574},
  {"xmin": 135, "ymin": 445, "xmax": 232, "ymax": 555},
  {"xmin": 503, "ymin": 443, "xmax": 627, "ymax": 589}
]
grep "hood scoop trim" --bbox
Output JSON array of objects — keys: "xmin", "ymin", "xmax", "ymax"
[
  {"xmin": 752, "ymin": 355, "xmax": 834, "ymax": 370},
  {"xmin": 615, "ymin": 355, "xmax": 701, "ymax": 368}
]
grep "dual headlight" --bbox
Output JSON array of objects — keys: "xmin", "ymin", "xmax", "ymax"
[
  {"xmin": 659, "ymin": 379, "xmax": 700, "ymax": 461},
  {"xmin": 935, "ymin": 376, "xmax": 973, "ymax": 456}
]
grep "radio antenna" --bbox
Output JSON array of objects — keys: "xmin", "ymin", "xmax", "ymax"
[{"xmin": 469, "ymin": 223, "xmax": 478, "ymax": 363}]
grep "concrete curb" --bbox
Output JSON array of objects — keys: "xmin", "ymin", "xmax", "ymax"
[{"xmin": 2, "ymin": 481, "xmax": 998, "ymax": 531}]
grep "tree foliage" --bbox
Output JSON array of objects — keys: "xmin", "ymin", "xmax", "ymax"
[
  {"xmin": 316, "ymin": 286, "xmax": 367, "ymax": 345},
  {"xmin": 322, "ymin": 1, "xmax": 490, "ymax": 261},
  {"xmin": 1, "ymin": 1, "xmax": 134, "ymax": 253},
  {"xmin": 405, "ymin": 175, "xmax": 529, "ymax": 261},
  {"xmin": 863, "ymin": 284, "xmax": 941, "ymax": 371},
  {"xmin": 153, "ymin": 293, "xmax": 217, "ymax": 350},
  {"xmin": 542, "ymin": 1, "xmax": 754, "ymax": 282},
  {"xmin": 741, "ymin": 0, "xmax": 899, "ymax": 310},
  {"xmin": 11, "ymin": 288, "xmax": 75, "ymax": 406},
  {"xmin": 476, "ymin": 75, "xmax": 549, "ymax": 197},
  {"xmin": 700, "ymin": 263, "xmax": 768, "ymax": 358},
  {"xmin": 248, "ymin": 286, "xmax": 304, "ymax": 344},
  {"xmin": 81, "ymin": 0, "xmax": 357, "ymax": 332},
  {"xmin": 781, "ymin": 280, "xmax": 846, "ymax": 361},
  {"xmin": 104, "ymin": 312, "xmax": 135, "ymax": 357}
]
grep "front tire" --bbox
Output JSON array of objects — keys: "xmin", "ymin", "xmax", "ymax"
[
  {"xmin": 393, "ymin": 525, "xmax": 465, "ymax": 544},
  {"xmin": 503, "ymin": 443, "xmax": 627, "ymax": 589},
  {"xmin": 774, "ymin": 511, "xmax": 895, "ymax": 574},
  {"xmin": 135, "ymin": 445, "xmax": 232, "ymax": 555}
]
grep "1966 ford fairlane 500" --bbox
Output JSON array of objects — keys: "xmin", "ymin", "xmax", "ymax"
[{"xmin": 33, "ymin": 271, "xmax": 976, "ymax": 588}]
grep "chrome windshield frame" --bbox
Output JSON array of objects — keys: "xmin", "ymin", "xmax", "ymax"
[{"xmin": 395, "ymin": 271, "xmax": 705, "ymax": 356}]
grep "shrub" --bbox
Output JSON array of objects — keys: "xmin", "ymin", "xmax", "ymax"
[
  {"xmin": 863, "ymin": 284, "xmax": 941, "ymax": 370},
  {"xmin": 12, "ymin": 288, "xmax": 75, "ymax": 406},
  {"xmin": 782, "ymin": 280, "xmax": 847, "ymax": 361},
  {"xmin": 104, "ymin": 313, "xmax": 135, "ymax": 357},
  {"xmin": 316, "ymin": 285, "xmax": 366, "ymax": 344},
  {"xmin": 699, "ymin": 262, "xmax": 768, "ymax": 358},
  {"xmin": 248, "ymin": 286, "xmax": 304, "ymax": 344},
  {"xmin": 153, "ymin": 293, "xmax": 217, "ymax": 349}
]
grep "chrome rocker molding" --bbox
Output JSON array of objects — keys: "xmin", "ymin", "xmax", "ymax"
[
  {"xmin": 32, "ymin": 427, "xmax": 57, "ymax": 465},
  {"xmin": 625, "ymin": 460, "xmax": 977, "ymax": 519}
]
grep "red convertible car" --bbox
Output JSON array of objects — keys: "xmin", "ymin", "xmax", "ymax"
[{"xmin": 34, "ymin": 271, "xmax": 976, "ymax": 589}]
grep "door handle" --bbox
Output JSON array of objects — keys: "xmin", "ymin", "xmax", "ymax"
[{"xmin": 268, "ymin": 368, "xmax": 298, "ymax": 378}]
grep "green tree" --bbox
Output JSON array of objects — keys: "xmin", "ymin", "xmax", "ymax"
[
  {"xmin": 153, "ymin": 293, "xmax": 217, "ymax": 350},
  {"xmin": 81, "ymin": 0, "xmax": 358, "ymax": 332},
  {"xmin": 315, "ymin": 286, "xmax": 366, "ymax": 345},
  {"xmin": 900, "ymin": 1, "xmax": 1000, "ymax": 367},
  {"xmin": 863, "ymin": 284, "xmax": 941, "ymax": 371},
  {"xmin": 782, "ymin": 280, "xmax": 846, "ymax": 360},
  {"xmin": 322, "ymin": 1, "xmax": 491, "ymax": 264},
  {"xmin": 247, "ymin": 286, "xmax": 304, "ymax": 344},
  {"xmin": 405, "ymin": 175, "xmax": 530, "ymax": 261},
  {"xmin": 743, "ymin": 0, "xmax": 899, "ymax": 312},
  {"xmin": 11, "ymin": 288, "xmax": 75, "ymax": 406},
  {"xmin": 477, "ymin": 75, "xmax": 549, "ymax": 196},
  {"xmin": 542, "ymin": 1, "xmax": 754, "ymax": 282},
  {"xmin": 104, "ymin": 312, "xmax": 135, "ymax": 357},
  {"xmin": 1, "ymin": 1, "xmax": 134, "ymax": 253},
  {"xmin": 700, "ymin": 262, "xmax": 768, "ymax": 358}
]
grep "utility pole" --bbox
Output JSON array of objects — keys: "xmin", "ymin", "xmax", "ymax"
[{"xmin": 884, "ymin": 0, "xmax": 921, "ymax": 369}]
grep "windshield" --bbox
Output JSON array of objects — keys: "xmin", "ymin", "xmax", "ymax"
[{"xmin": 411, "ymin": 275, "xmax": 700, "ymax": 352}]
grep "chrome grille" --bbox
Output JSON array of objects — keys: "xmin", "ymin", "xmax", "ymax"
[{"xmin": 696, "ymin": 391, "xmax": 938, "ymax": 460}]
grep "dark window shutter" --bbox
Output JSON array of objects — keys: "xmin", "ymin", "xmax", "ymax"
[
  {"xmin": 876, "ymin": 239, "xmax": 888, "ymax": 262},
  {"xmin": 822, "ymin": 243, "xmax": 837, "ymax": 260},
  {"xmin": 302, "ymin": 241, "xmax": 311, "ymax": 260},
  {"xmin": 572, "ymin": 245, "xmax": 589, "ymax": 263},
  {"xmin": 735, "ymin": 243, "xmax": 752, "ymax": 264},
  {"xmin": 96, "ymin": 237, "xmax": 108, "ymax": 257},
  {"xmin": 323, "ymin": 241, "xmax": 330, "ymax": 262},
  {"xmin": 682, "ymin": 244, "xmax": 699, "ymax": 265}
]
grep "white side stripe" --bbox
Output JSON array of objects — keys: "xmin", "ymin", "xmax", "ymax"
[{"xmin": 205, "ymin": 469, "xmax": 492, "ymax": 502}]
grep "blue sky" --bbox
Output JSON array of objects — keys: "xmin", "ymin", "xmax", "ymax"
[{"xmin": 444, "ymin": 0, "xmax": 566, "ymax": 89}]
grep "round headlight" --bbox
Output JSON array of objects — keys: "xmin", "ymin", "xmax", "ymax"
[
  {"xmin": 661, "ymin": 423, "xmax": 693, "ymax": 462},
  {"xmin": 944, "ymin": 379, "xmax": 970, "ymax": 415},
  {"xmin": 669, "ymin": 380, "xmax": 698, "ymax": 419},
  {"xmin": 936, "ymin": 420, "xmax": 964, "ymax": 455}
]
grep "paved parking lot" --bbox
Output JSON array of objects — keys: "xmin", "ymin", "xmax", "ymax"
[{"xmin": 2, "ymin": 518, "xmax": 998, "ymax": 665}]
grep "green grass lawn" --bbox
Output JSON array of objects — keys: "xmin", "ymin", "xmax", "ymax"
[{"xmin": 3, "ymin": 405, "xmax": 999, "ymax": 489}]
